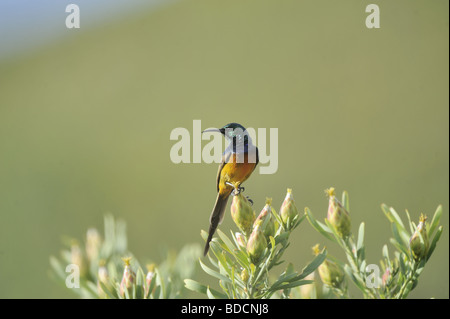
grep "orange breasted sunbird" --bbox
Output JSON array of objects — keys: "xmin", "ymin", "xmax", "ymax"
[{"xmin": 202, "ymin": 123, "xmax": 259, "ymax": 256}]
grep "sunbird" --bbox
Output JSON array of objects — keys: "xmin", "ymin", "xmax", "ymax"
[{"xmin": 202, "ymin": 123, "xmax": 259, "ymax": 256}]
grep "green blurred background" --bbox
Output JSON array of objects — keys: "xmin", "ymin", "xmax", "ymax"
[{"xmin": 0, "ymin": 0, "xmax": 448, "ymax": 298}]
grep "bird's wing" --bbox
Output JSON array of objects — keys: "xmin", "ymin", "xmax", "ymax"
[
  {"xmin": 216, "ymin": 151, "xmax": 231, "ymax": 192},
  {"xmin": 247, "ymin": 144, "xmax": 259, "ymax": 173},
  {"xmin": 253, "ymin": 146, "xmax": 259, "ymax": 169}
]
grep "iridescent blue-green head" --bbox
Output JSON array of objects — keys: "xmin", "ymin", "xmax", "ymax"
[{"xmin": 203, "ymin": 123, "xmax": 250, "ymax": 144}]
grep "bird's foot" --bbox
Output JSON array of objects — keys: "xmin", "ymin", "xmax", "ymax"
[
  {"xmin": 246, "ymin": 196, "xmax": 253, "ymax": 205},
  {"xmin": 226, "ymin": 182, "xmax": 245, "ymax": 196}
]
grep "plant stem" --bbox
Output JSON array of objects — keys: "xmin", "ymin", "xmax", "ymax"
[
  {"xmin": 397, "ymin": 261, "xmax": 418, "ymax": 299},
  {"xmin": 342, "ymin": 237, "xmax": 377, "ymax": 299}
]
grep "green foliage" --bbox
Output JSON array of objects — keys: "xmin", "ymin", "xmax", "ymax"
[
  {"xmin": 185, "ymin": 190, "xmax": 327, "ymax": 299},
  {"xmin": 50, "ymin": 190, "xmax": 443, "ymax": 299},
  {"xmin": 50, "ymin": 215, "xmax": 201, "ymax": 299},
  {"xmin": 305, "ymin": 189, "xmax": 443, "ymax": 299}
]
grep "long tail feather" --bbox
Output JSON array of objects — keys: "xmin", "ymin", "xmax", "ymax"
[{"xmin": 204, "ymin": 193, "xmax": 230, "ymax": 256}]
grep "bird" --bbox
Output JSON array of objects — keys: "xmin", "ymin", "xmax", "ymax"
[{"xmin": 202, "ymin": 123, "xmax": 259, "ymax": 256}]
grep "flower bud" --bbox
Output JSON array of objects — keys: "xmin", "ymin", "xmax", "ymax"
[
  {"xmin": 86, "ymin": 228, "xmax": 101, "ymax": 263},
  {"xmin": 280, "ymin": 188, "xmax": 299, "ymax": 228},
  {"xmin": 253, "ymin": 198, "xmax": 276, "ymax": 239},
  {"xmin": 97, "ymin": 260, "xmax": 110, "ymax": 298},
  {"xmin": 120, "ymin": 257, "xmax": 136, "ymax": 297},
  {"xmin": 410, "ymin": 214, "xmax": 429, "ymax": 261},
  {"xmin": 326, "ymin": 187, "xmax": 351, "ymax": 238},
  {"xmin": 70, "ymin": 240, "xmax": 87, "ymax": 277},
  {"xmin": 381, "ymin": 267, "xmax": 391, "ymax": 288},
  {"xmin": 246, "ymin": 225, "xmax": 267, "ymax": 262},
  {"xmin": 313, "ymin": 244, "xmax": 344, "ymax": 288},
  {"xmin": 240, "ymin": 268, "xmax": 249, "ymax": 282},
  {"xmin": 231, "ymin": 193, "xmax": 255, "ymax": 236}
]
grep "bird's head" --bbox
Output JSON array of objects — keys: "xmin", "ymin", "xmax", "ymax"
[{"xmin": 203, "ymin": 123, "xmax": 250, "ymax": 143}]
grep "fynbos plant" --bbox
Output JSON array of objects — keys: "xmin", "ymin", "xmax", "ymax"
[
  {"xmin": 50, "ymin": 189, "xmax": 443, "ymax": 299},
  {"xmin": 185, "ymin": 189, "xmax": 327, "ymax": 299},
  {"xmin": 305, "ymin": 187, "xmax": 443, "ymax": 299},
  {"xmin": 50, "ymin": 215, "xmax": 201, "ymax": 299}
]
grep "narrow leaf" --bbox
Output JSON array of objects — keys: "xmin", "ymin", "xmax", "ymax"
[
  {"xmin": 184, "ymin": 279, "xmax": 208, "ymax": 295},
  {"xmin": 297, "ymin": 249, "xmax": 327, "ymax": 280},
  {"xmin": 199, "ymin": 259, "xmax": 231, "ymax": 284},
  {"xmin": 342, "ymin": 191, "xmax": 350, "ymax": 212},
  {"xmin": 428, "ymin": 205, "xmax": 442, "ymax": 237},
  {"xmin": 305, "ymin": 208, "xmax": 336, "ymax": 242},
  {"xmin": 427, "ymin": 225, "xmax": 443, "ymax": 261}
]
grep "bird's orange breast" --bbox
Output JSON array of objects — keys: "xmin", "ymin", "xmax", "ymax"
[{"xmin": 218, "ymin": 153, "xmax": 257, "ymax": 195}]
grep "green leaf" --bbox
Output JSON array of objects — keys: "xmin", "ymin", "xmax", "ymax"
[
  {"xmin": 152, "ymin": 285, "xmax": 161, "ymax": 299},
  {"xmin": 146, "ymin": 272, "xmax": 158, "ymax": 299},
  {"xmin": 357, "ymin": 222, "xmax": 365, "ymax": 251},
  {"xmin": 132, "ymin": 282, "xmax": 137, "ymax": 299},
  {"xmin": 269, "ymin": 236, "xmax": 276, "ymax": 254},
  {"xmin": 271, "ymin": 206, "xmax": 283, "ymax": 227},
  {"xmin": 356, "ymin": 222, "xmax": 366, "ymax": 262},
  {"xmin": 359, "ymin": 260, "xmax": 367, "ymax": 274},
  {"xmin": 136, "ymin": 267, "xmax": 145, "ymax": 287},
  {"xmin": 206, "ymin": 287, "xmax": 216, "ymax": 299},
  {"xmin": 207, "ymin": 252, "xmax": 219, "ymax": 269},
  {"xmin": 390, "ymin": 223, "xmax": 409, "ymax": 254},
  {"xmin": 199, "ymin": 259, "xmax": 232, "ymax": 284},
  {"xmin": 209, "ymin": 242, "xmax": 232, "ymax": 277},
  {"xmin": 401, "ymin": 281, "xmax": 414, "ymax": 299},
  {"xmin": 397, "ymin": 253, "xmax": 407, "ymax": 275},
  {"xmin": 82, "ymin": 280, "xmax": 101, "ymax": 299},
  {"xmin": 405, "ymin": 210, "xmax": 415, "ymax": 235},
  {"xmin": 200, "ymin": 229, "xmax": 209, "ymax": 241},
  {"xmin": 216, "ymin": 230, "xmax": 249, "ymax": 269},
  {"xmin": 123, "ymin": 285, "xmax": 130, "ymax": 299},
  {"xmin": 155, "ymin": 268, "xmax": 165, "ymax": 299},
  {"xmin": 234, "ymin": 248, "xmax": 250, "ymax": 269},
  {"xmin": 428, "ymin": 205, "xmax": 442, "ymax": 237},
  {"xmin": 271, "ymin": 272, "xmax": 299, "ymax": 289},
  {"xmin": 164, "ymin": 280, "xmax": 172, "ymax": 299},
  {"xmin": 218, "ymin": 280, "xmax": 231, "ymax": 298},
  {"xmin": 49, "ymin": 256, "xmax": 67, "ymax": 282},
  {"xmin": 427, "ymin": 225, "xmax": 443, "ymax": 261},
  {"xmin": 342, "ymin": 191, "xmax": 350, "ymax": 212},
  {"xmin": 184, "ymin": 279, "xmax": 227, "ymax": 299},
  {"xmin": 291, "ymin": 214, "xmax": 305, "ymax": 230},
  {"xmin": 272, "ymin": 280, "xmax": 314, "ymax": 291},
  {"xmin": 274, "ymin": 231, "xmax": 290, "ymax": 245},
  {"xmin": 296, "ymin": 249, "xmax": 327, "ymax": 280},
  {"xmin": 390, "ymin": 237, "xmax": 410, "ymax": 259},
  {"xmin": 305, "ymin": 208, "xmax": 336, "ymax": 242},
  {"xmin": 99, "ymin": 281, "xmax": 117, "ymax": 299},
  {"xmin": 271, "ymin": 264, "xmax": 300, "ymax": 290},
  {"xmin": 324, "ymin": 218, "xmax": 344, "ymax": 244},
  {"xmin": 217, "ymin": 229, "xmax": 237, "ymax": 253},
  {"xmin": 344, "ymin": 264, "xmax": 366, "ymax": 293},
  {"xmin": 382, "ymin": 244, "xmax": 390, "ymax": 265},
  {"xmin": 382, "ymin": 205, "xmax": 408, "ymax": 239},
  {"xmin": 184, "ymin": 279, "xmax": 208, "ymax": 295}
]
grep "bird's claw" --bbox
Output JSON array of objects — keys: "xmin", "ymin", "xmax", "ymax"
[
  {"xmin": 226, "ymin": 182, "xmax": 245, "ymax": 196},
  {"xmin": 232, "ymin": 186, "xmax": 245, "ymax": 196}
]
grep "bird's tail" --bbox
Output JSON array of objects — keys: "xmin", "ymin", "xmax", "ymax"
[{"xmin": 204, "ymin": 193, "xmax": 230, "ymax": 256}]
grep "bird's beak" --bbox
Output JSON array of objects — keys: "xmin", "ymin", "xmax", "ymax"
[{"xmin": 202, "ymin": 128, "xmax": 225, "ymax": 134}]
